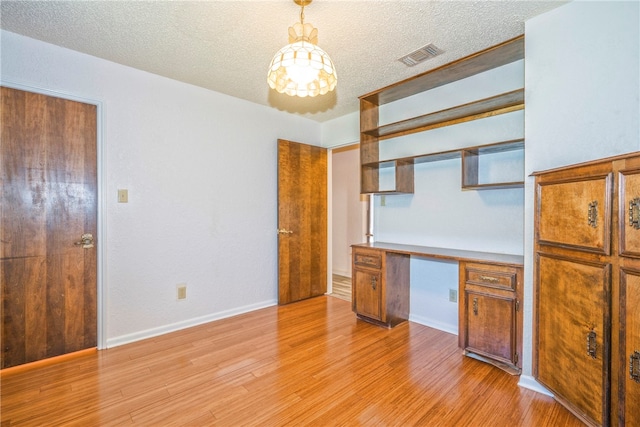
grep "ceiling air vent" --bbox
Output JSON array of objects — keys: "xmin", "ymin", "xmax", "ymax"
[{"xmin": 398, "ymin": 44, "xmax": 444, "ymax": 67}]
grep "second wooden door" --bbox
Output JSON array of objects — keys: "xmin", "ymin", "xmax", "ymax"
[{"xmin": 277, "ymin": 139, "xmax": 327, "ymax": 305}]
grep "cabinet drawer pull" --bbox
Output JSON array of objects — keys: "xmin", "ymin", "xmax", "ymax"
[
  {"xmin": 587, "ymin": 330, "xmax": 597, "ymax": 359},
  {"xmin": 371, "ymin": 276, "xmax": 377, "ymax": 291},
  {"xmin": 479, "ymin": 275, "xmax": 499, "ymax": 283},
  {"xmin": 630, "ymin": 198, "xmax": 640, "ymax": 229},
  {"xmin": 587, "ymin": 201, "xmax": 598, "ymax": 228},
  {"xmin": 473, "ymin": 298, "xmax": 478, "ymax": 316},
  {"xmin": 631, "ymin": 351, "xmax": 640, "ymax": 383}
]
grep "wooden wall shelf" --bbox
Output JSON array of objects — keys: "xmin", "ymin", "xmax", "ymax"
[
  {"xmin": 359, "ymin": 35, "xmax": 525, "ymax": 195},
  {"xmin": 362, "ymin": 89, "xmax": 524, "ymax": 140}
]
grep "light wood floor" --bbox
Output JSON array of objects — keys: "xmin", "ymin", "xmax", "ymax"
[
  {"xmin": 1, "ymin": 296, "xmax": 582, "ymax": 426},
  {"xmin": 330, "ymin": 274, "xmax": 352, "ymax": 301}
]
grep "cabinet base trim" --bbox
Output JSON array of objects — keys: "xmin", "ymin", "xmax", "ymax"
[{"xmin": 464, "ymin": 350, "xmax": 520, "ymax": 375}]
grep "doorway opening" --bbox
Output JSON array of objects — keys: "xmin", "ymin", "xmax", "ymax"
[{"xmin": 330, "ymin": 144, "xmax": 367, "ymax": 302}]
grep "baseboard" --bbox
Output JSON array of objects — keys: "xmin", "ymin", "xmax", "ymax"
[
  {"xmin": 332, "ymin": 270, "xmax": 351, "ymax": 278},
  {"xmin": 106, "ymin": 299, "xmax": 278, "ymax": 348},
  {"xmin": 0, "ymin": 348, "xmax": 97, "ymax": 377},
  {"xmin": 409, "ymin": 314, "xmax": 458, "ymax": 336},
  {"xmin": 518, "ymin": 374, "xmax": 554, "ymax": 397}
]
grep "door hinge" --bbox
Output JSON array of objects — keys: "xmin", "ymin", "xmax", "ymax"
[
  {"xmin": 514, "ymin": 352, "xmax": 519, "ymax": 364},
  {"xmin": 515, "ymin": 300, "xmax": 520, "ymax": 312}
]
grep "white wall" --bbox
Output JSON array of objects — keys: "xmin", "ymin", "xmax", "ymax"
[
  {"xmin": 331, "ymin": 146, "xmax": 366, "ymax": 277},
  {"xmin": 521, "ymin": 0, "xmax": 639, "ymax": 391},
  {"xmin": 321, "ymin": 111, "xmax": 359, "ymax": 148},
  {"xmin": 1, "ymin": 30, "xmax": 322, "ymax": 347}
]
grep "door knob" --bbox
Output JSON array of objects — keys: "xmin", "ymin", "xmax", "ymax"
[
  {"xmin": 277, "ymin": 228, "xmax": 294, "ymax": 235},
  {"xmin": 74, "ymin": 233, "xmax": 94, "ymax": 249}
]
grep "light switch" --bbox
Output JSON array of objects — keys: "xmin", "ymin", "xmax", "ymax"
[{"xmin": 118, "ymin": 189, "xmax": 128, "ymax": 203}]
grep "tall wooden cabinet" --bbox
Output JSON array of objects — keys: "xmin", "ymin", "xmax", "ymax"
[{"xmin": 533, "ymin": 152, "xmax": 640, "ymax": 427}]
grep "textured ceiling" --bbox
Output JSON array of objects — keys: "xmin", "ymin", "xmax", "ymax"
[{"xmin": 0, "ymin": 0, "xmax": 567, "ymax": 122}]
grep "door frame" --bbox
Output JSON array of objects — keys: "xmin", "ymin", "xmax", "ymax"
[
  {"xmin": 2, "ymin": 80, "xmax": 106, "ymax": 350},
  {"xmin": 327, "ymin": 142, "xmax": 369, "ymax": 295}
]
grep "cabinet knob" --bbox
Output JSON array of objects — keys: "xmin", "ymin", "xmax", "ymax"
[
  {"xmin": 371, "ymin": 276, "xmax": 377, "ymax": 290},
  {"xmin": 473, "ymin": 298, "xmax": 478, "ymax": 316}
]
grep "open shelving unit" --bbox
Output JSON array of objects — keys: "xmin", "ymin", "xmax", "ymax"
[{"xmin": 359, "ymin": 35, "xmax": 525, "ymax": 194}]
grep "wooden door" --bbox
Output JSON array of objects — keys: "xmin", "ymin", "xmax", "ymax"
[
  {"xmin": 619, "ymin": 168, "xmax": 640, "ymax": 258},
  {"xmin": 620, "ymin": 268, "xmax": 640, "ymax": 426},
  {"xmin": 536, "ymin": 173, "xmax": 613, "ymax": 255},
  {"xmin": 277, "ymin": 139, "xmax": 327, "ymax": 304},
  {"xmin": 353, "ymin": 269, "xmax": 382, "ymax": 321},
  {"xmin": 1, "ymin": 87, "xmax": 97, "ymax": 368},
  {"xmin": 464, "ymin": 291, "xmax": 516, "ymax": 365},
  {"xmin": 535, "ymin": 253, "xmax": 611, "ymax": 426}
]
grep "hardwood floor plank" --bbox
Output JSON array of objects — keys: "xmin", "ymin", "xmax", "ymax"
[{"xmin": 1, "ymin": 296, "xmax": 582, "ymax": 426}]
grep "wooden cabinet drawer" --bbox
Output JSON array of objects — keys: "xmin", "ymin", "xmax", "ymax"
[
  {"xmin": 464, "ymin": 263, "xmax": 518, "ymax": 291},
  {"xmin": 620, "ymin": 168, "xmax": 640, "ymax": 258},
  {"xmin": 353, "ymin": 249, "xmax": 382, "ymax": 269}
]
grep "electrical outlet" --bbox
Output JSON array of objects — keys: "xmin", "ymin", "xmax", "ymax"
[
  {"xmin": 449, "ymin": 289, "xmax": 457, "ymax": 303},
  {"xmin": 117, "ymin": 189, "xmax": 128, "ymax": 203},
  {"xmin": 177, "ymin": 283, "xmax": 187, "ymax": 300}
]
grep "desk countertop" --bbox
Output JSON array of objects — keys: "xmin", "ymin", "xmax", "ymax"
[{"xmin": 352, "ymin": 242, "xmax": 524, "ymax": 266}]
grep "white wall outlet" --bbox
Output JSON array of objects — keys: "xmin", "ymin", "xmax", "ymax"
[
  {"xmin": 449, "ymin": 289, "xmax": 457, "ymax": 303},
  {"xmin": 177, "ymin": 283, "xmax": 187, "ymax": 300}
]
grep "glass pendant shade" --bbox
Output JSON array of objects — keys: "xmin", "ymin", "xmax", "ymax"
[{"xmin": 267, "ymin": 8, "xmax": 337, "ymax": 97}]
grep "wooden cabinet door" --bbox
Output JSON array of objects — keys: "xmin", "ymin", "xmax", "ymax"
[
  {"xmin": 353, "ymin": 269, "xmax": 382, "ymax": 321},
  {"xmin": 620, "ymin": 268, "xmax": 640, "ymax": 426},
  {"xmin": 619, "ymin": 169, "xmax": 640, "ymax": 258},
  {"xmin": 464, "ymin": 290, "xmax": 516, "ymax": 365},
  {"xmin": 536, "ymin": 253, "xmax": 611, "ymax": 426},
  {"xmin": 536, "ymin": 173, "xmax": 613, "ymax": 254}
]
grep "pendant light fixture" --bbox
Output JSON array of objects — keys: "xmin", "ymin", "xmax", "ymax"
[{"xmin": 267, "ymin": 0, "xmax": 337, "ymax": 97}]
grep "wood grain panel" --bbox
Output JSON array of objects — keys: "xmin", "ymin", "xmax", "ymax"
[
  {"xmin": 277, "ymin": 139, "xmax": 327, "ymax": 304},
  {"xmin": 353, "ymin": 269, "xmax": 381, "ymax": 320},
  {"xmin": 536, "ymin": 253, "xmax": 611, "ymax": 426},
  {"xmin": 537, "ymin": 173, "xmax": 613, "ymax": 254},
  {"xmin": 465, "ymin": 290, "xmax": 515, "ymax": 364},
  {"xmin": 619, "ymin": 168, "xmax": 640, "ymax": 258},
  {"xmin": 1, "ymin": 87, "xmax": 97, "ymax": 368},
  {"xmin": 620, "ymin": 268, "xmax": 640, "ymax": 426}
]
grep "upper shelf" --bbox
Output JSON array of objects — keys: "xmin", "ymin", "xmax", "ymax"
[
  {"xmin": 361, "ymin": 89, "xmax": 524, "ymax": 140},
  {"xmin": 360, "ymin": 36, "xmax": 525, "ymax": 106}
]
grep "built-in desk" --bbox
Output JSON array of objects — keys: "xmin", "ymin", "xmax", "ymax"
[{"xmin": 351, "ymin": 242, "xmax": 524, "ymax": 373}]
